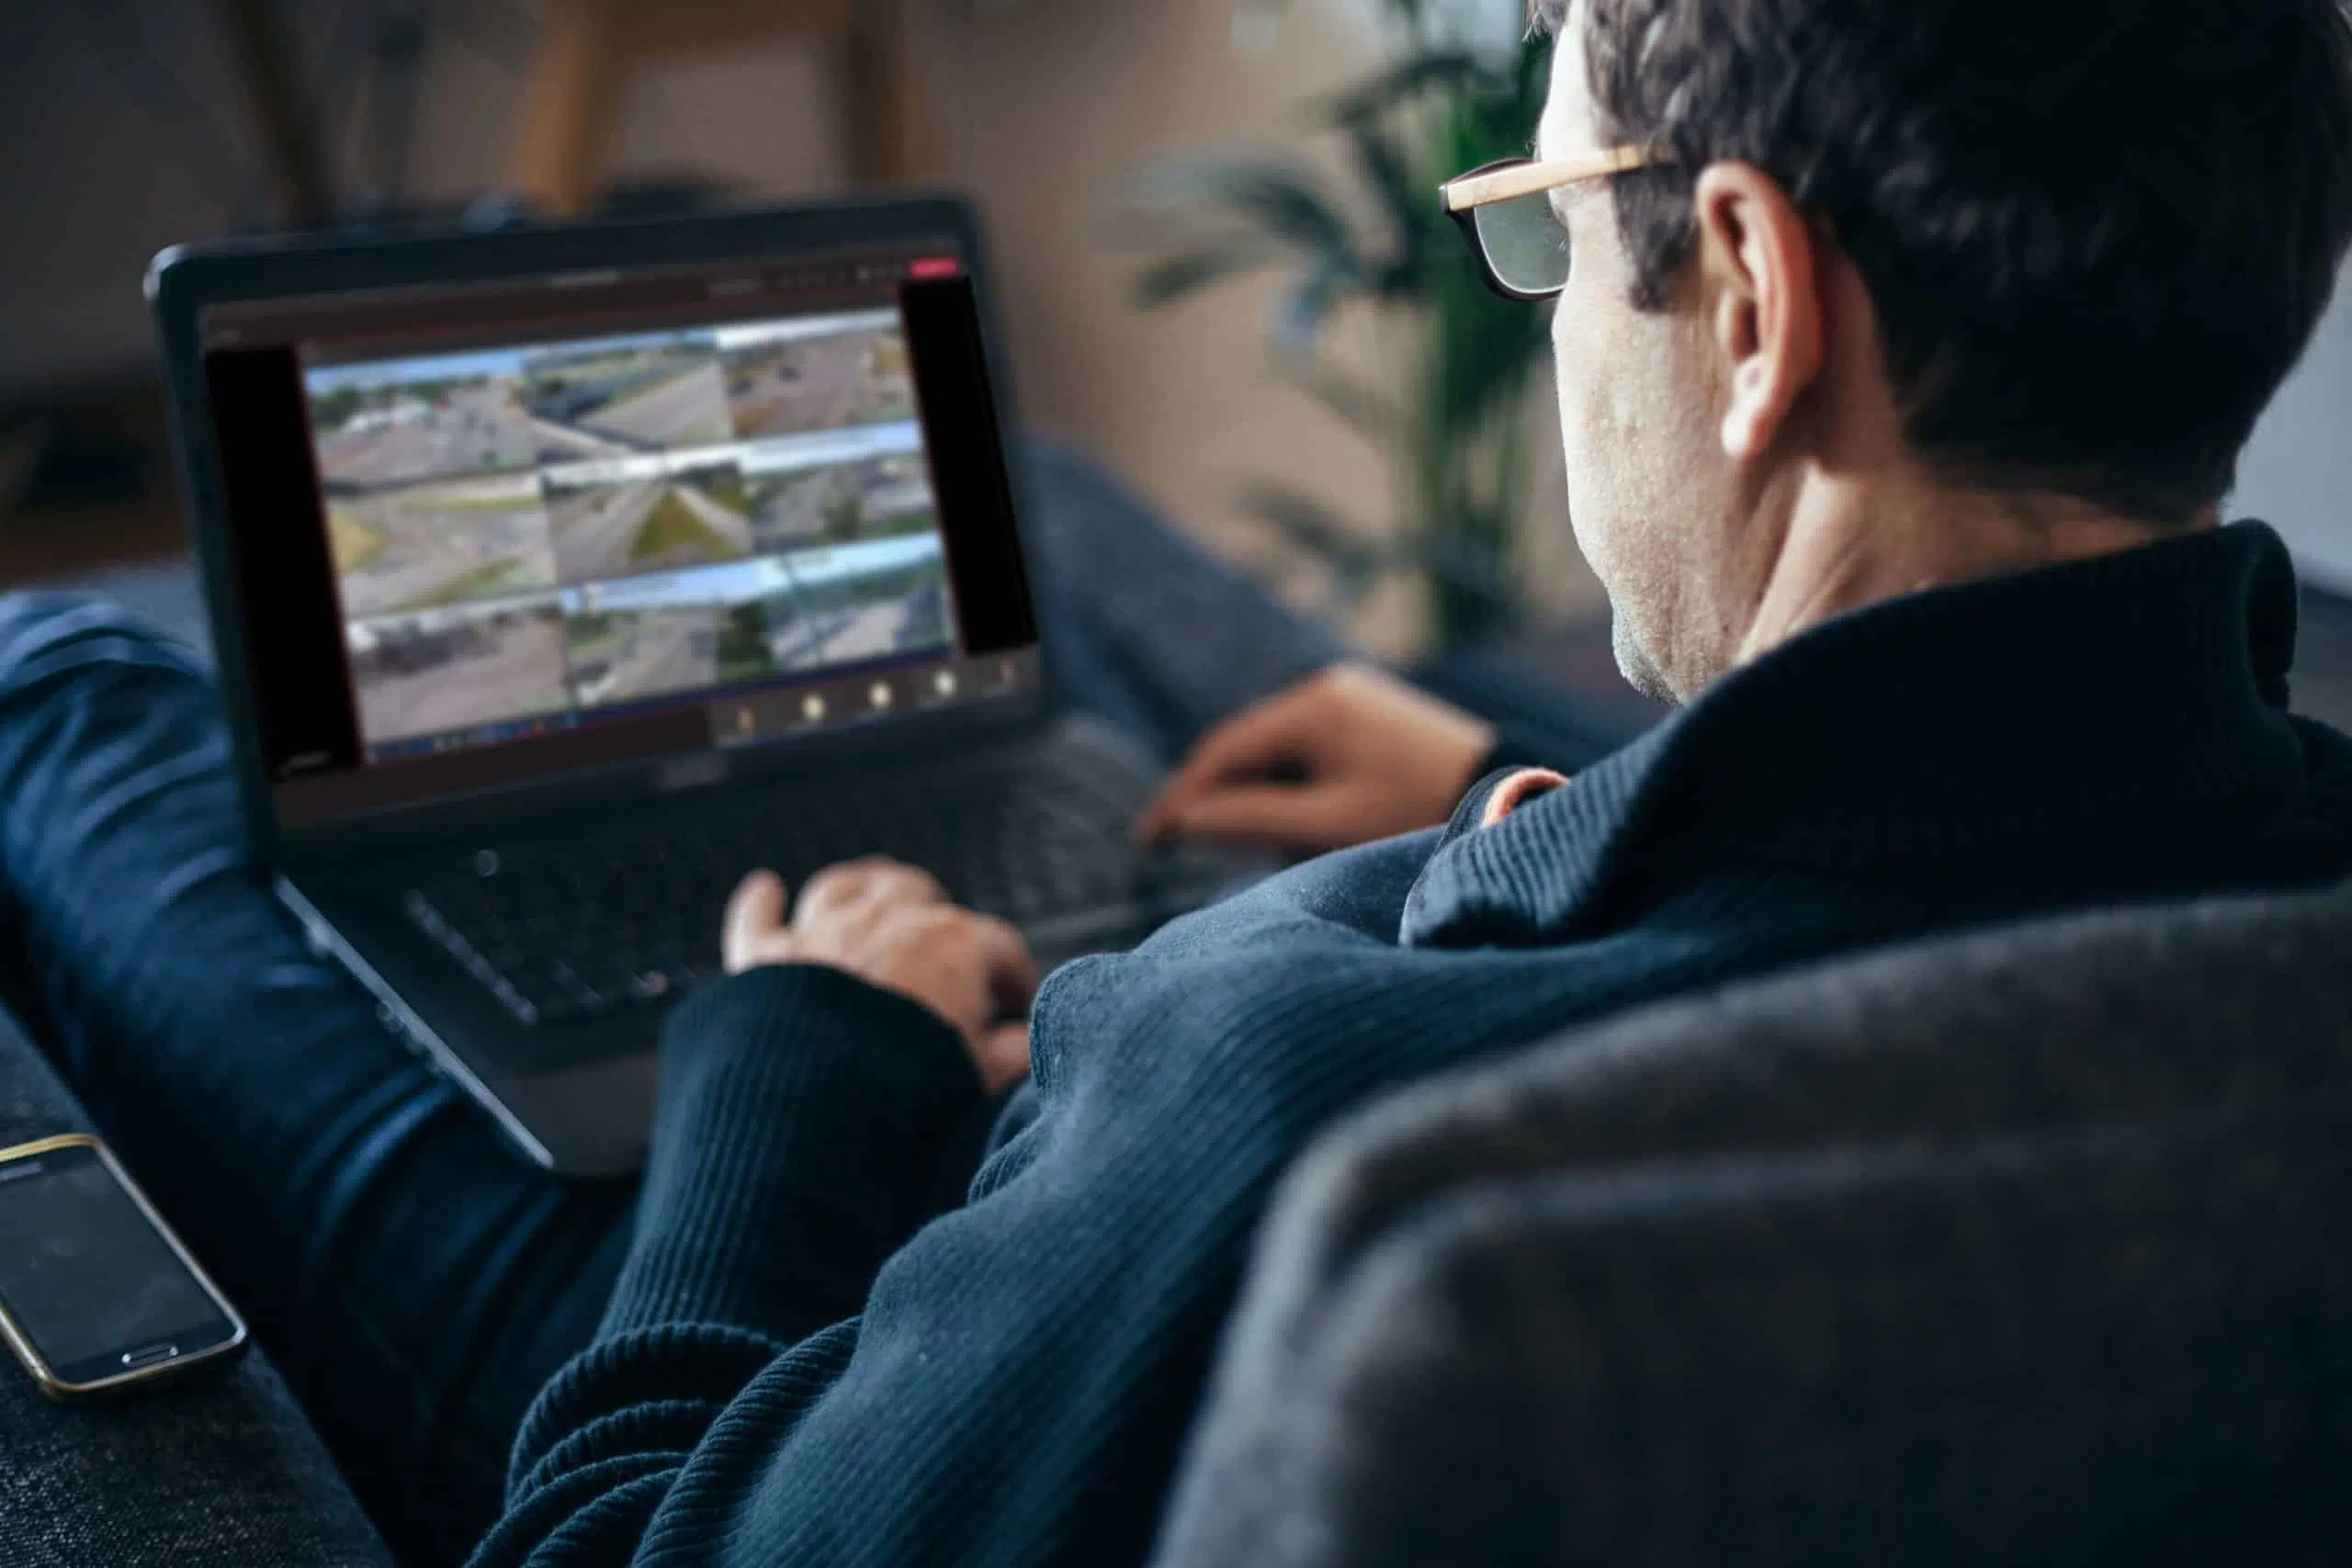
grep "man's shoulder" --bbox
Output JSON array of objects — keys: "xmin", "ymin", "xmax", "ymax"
[
  {"xmin": 1201, "ymin": 828, "xmax": 1447, "ymax": 944},
  {"xmin": 1032, "ymin": 866, "xmax": 1748, "ymax": 1117}
]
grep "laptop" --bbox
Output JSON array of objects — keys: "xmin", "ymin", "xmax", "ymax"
[{"xmin": 147, "ymin": 195, "xmax": 1261, "ymax": 1179}]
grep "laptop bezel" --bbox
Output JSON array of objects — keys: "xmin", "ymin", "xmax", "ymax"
[{"xmin": 148, "ymin": 192, "xmax": 1056, "ymax": 870}]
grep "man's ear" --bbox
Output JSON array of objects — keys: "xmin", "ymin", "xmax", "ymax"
[{"xmin": 1691, "ymin": 163, "xmax": 1824, "ymax": 460}]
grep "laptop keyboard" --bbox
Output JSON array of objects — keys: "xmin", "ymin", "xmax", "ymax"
[{"xmin": 401, "ymin": 753, "xmax": 1230, "ymax": 1027}]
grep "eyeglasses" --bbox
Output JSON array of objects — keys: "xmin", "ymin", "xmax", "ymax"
[{"xmin": 1442, "ymin": 147, "xmax": 1671, "ymax": 301}]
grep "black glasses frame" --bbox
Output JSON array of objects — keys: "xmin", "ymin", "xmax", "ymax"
[{"xmin": 1441, "ymin": 148, "xmax": 1671, "ymax": 301}]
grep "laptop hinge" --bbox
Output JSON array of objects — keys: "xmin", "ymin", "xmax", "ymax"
[{"xmin": 280, "ymin": 704, "xmax": 1056, "ymax": 863}]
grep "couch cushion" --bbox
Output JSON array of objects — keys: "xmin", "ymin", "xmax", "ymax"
[
  {"xmin": 0, "ymin": 1005, "xmax": 394, "ymax": 1568},
  {"xmin": 1156, "ymin": 882, "xmax": 2352, "ymax": 1568}
]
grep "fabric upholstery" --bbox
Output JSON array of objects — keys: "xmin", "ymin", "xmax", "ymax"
[
  {"xmin": 0, "ymin": 1005, "xmax": 394, "ymax": 1568},
  {"xmin": 1156, "ymin": 881, "xmax": 2352, "ymax": 1568}
]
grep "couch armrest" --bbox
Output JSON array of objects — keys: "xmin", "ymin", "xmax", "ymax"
[
  {"xmin": 0, "ymin": 1004, "xmax": 395, "ymax": 1568},
  {"xmin": 1157, "ymin": 886, "xmax": 2352, "ymax": 1568}
]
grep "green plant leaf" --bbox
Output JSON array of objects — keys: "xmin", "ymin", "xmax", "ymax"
[
  {"xmin": 1122, "ymin": 155, "xmax": 1361, "ymax": 265},
  {"xmin": 1335, "ymin": 118, "xmax": 1432, "ymax": 299},
  {"xmin": 1130, "ymin": 243, "xmax": 1280, "ymax": 310},
  {"xmin": 1238, "ymin": 481, "xmax": 1392, "ymax": 575},
  {"xmin": 1275, "ymin": 358, "xmax": 1405, "ymax": 440},
  {"xmin": 1267, "ymin": 258, "xmax": 1351, "ymax": 359},
  {"xmin": 1314, "ymin": 50, "xmax": 1489, "ymax": 126},
  {"xmin": 1108, "ymin": 17, "xmax": 1567, "ymax": 648}
]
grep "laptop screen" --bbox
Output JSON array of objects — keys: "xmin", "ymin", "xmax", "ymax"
[{"xmin": 198, "ymin": 245, "xmax": 1041, "ymax": 828}]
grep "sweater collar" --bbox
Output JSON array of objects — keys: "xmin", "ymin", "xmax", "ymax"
[{"xmin": 1401, "ymin": 521, "xmax": 2309, "ymax": 950}]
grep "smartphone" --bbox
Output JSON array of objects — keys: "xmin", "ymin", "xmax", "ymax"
[{"xmin": 0, "ymin": 1134, "xmax": 247, "ymax": 1400}]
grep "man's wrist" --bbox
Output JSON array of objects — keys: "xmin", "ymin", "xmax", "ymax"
[
  {"xmin": 666, "ymin": 964, "xmax": 983, "ymax": 1102},
  {"xmin": 611, "ymin": 964, "xmax": 987, "ymax": 1340}
]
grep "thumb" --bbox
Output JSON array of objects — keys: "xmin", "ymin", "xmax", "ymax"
[{"xmin": 724, "ymin": 870, "xmax": 789, "ymax": 973}]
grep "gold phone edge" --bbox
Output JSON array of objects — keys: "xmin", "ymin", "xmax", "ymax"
[{"xmin": 0, "ymin": 1132, "xmax": 249, "ymax": 1402}]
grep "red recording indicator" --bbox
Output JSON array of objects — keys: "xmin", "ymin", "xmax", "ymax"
[{"xmin": 908, "ymin": 256, "xmax": 962, "ymax": 280}]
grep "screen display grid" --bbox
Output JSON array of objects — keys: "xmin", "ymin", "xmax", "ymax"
[
  {"xmin": 198, "ymin": 249, "xmax": 1044, "ymax": 825},
  {"xmin": 306, "ymin": 307, "xmax": 956, "ymax": 760}
]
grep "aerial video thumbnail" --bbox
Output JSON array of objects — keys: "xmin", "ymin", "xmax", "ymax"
[
  {"xmin": 763, "ymin": 535, "xmax": 953, "ymax": 672},
  {"xmin": 524, "ymin": 330, "xmax": 733, "ymax": 450},
  {"xmin": 561, "ymin": 559, "xmax": 779, "ymax": 709},
  {"xmin": 347, "ymin": 596, "xmax": 571, "ymax": 744},
  {"xmin": 307, "ymin": 349, "xmax": 616, "ymax": 492},
  {"xmin": 559, "ymin": 536, "xmax": 955, "ymax": 714},
  {"xmin": 741, "ymin": 422, "xmax": 937, "ymax": 553},
  {"xmin": 718, "ymin": 310, "xmax": 917, "ymax": 439},
  {"xmin": 343, "ymin": 537, "xmax": 959, "ymax": 748},
  {"xmin": 329, "ymin": 470, "xmax": 560, "ymax": 619},
  {"xmin": 543, "ymin": 453, "xmax": 754, "ymax": 582}
]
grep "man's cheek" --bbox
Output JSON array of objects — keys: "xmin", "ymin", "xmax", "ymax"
[
  {"xmin": 1556, "ymin": 403, "xmax": 1614, "ymax": 573},
  {"xmin": 1551, "ymin": 378, "xmax": 1591, "ymax": 507}
]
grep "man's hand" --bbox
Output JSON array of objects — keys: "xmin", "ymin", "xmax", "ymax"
[
  {"xmin": 724, "ymin": 860, "xmax": 1036, "ymax": 1093},
  {"xmin": 1136, "ymin": 662, "xmax": 1496, "ymax": 855}
]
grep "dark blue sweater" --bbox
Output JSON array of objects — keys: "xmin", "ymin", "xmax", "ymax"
[{"xmin": 471, "ymin": 523, "xmax": 2352, "ymax": 1568}]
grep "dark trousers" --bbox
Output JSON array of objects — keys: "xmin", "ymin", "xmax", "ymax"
[{"xmin": 0, "ymin": 446, "xmax": 1579, "ymax": 1563}]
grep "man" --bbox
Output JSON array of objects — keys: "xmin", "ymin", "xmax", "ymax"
[{"xmin": 3, "ymin": 1, "xmax": 2350, "ymax": 1565}]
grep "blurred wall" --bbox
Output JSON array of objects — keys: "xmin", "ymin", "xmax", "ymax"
[
  {"xmin": 2234, "ymin": 258, "xmax": 2352, "ymax": 589},
  {"xmin": 11, "ymin": 4, "xmax": 2351, "ymax": 628},
  {"xmin": 1, "ymin": 1, "xmax": 1611, "ymax": 647},
  {"xmin": 0, "ymin": 2, "xmax": 839, "ymax": 393},
  {"xmin": 908, "ymin": 0, "xmax": 1428, "ymax": 641}
]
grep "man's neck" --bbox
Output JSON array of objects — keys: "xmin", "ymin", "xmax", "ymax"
[{"xmin": 1731, "ymin": 468, "xmax": 2209, "ymax": 672}]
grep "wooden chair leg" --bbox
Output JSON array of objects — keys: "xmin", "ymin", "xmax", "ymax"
[
  {"xmin": 212, "ymin": 0, "xmax": 336, "ymax": 224},
  {"xmin": 842, "ymin": 0, "xmax": 935, "ymax": 186},
  {"xmin": 513, "ymin": 0, "xmax": 631, "ymax": 218},
  {"xmin": 512, "ymin": 0, "xmax": 923, "ymax": 212}
]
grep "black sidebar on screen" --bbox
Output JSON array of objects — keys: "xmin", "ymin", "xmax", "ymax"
[
  {"xmin": 901, "ymin": 276, "xmax": 1038, "ymax": 656},
  {"xmin": 204, "ymin": 347, "xmax": 365, "ymax": 779},
  {"xmin": 204, "ymin": 269, "xmax": 1040, "ymax": 798}
]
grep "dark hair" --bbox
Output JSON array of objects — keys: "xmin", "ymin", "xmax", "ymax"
[{"xmin": 1531, "ymin": 0, "xmax": 2352, "ymax": 523}]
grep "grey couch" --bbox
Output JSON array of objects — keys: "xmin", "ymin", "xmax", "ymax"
[
  {"xmin": 1157, "ymin": 881, "xmax": 2352, "ymax": 1567},
  {"xmin": 6, "ymin": 882, "xmax": 2350, "ymax": 1565}
]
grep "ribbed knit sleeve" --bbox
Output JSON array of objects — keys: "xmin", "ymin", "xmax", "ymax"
[
  {"xmin": 601, "ymin": 964, "xmax": 986, "ymax": 1344},
  {"xmin": 470, "ymin": 963, "xmax": 983, "ymax": 1568}
]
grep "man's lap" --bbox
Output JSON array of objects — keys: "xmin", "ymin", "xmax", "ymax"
[{"xmin": 0, "ymin": 594, "xmax": 633, "ymax": 1564}]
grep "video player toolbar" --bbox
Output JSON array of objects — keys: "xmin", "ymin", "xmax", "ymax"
[{"xmin": 712, "ymin": 649, "xmax": 1039, "ymax": 750}]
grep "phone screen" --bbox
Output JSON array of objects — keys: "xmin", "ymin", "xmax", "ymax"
[{"xmin": 0, "ymin": 1143, "xmax": 238, "ymax": 1388}]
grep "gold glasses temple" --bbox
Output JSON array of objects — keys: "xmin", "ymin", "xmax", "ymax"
[{"xmin": 1442, "ymin": 146, "xmax": 1668, "ymax": 213}]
